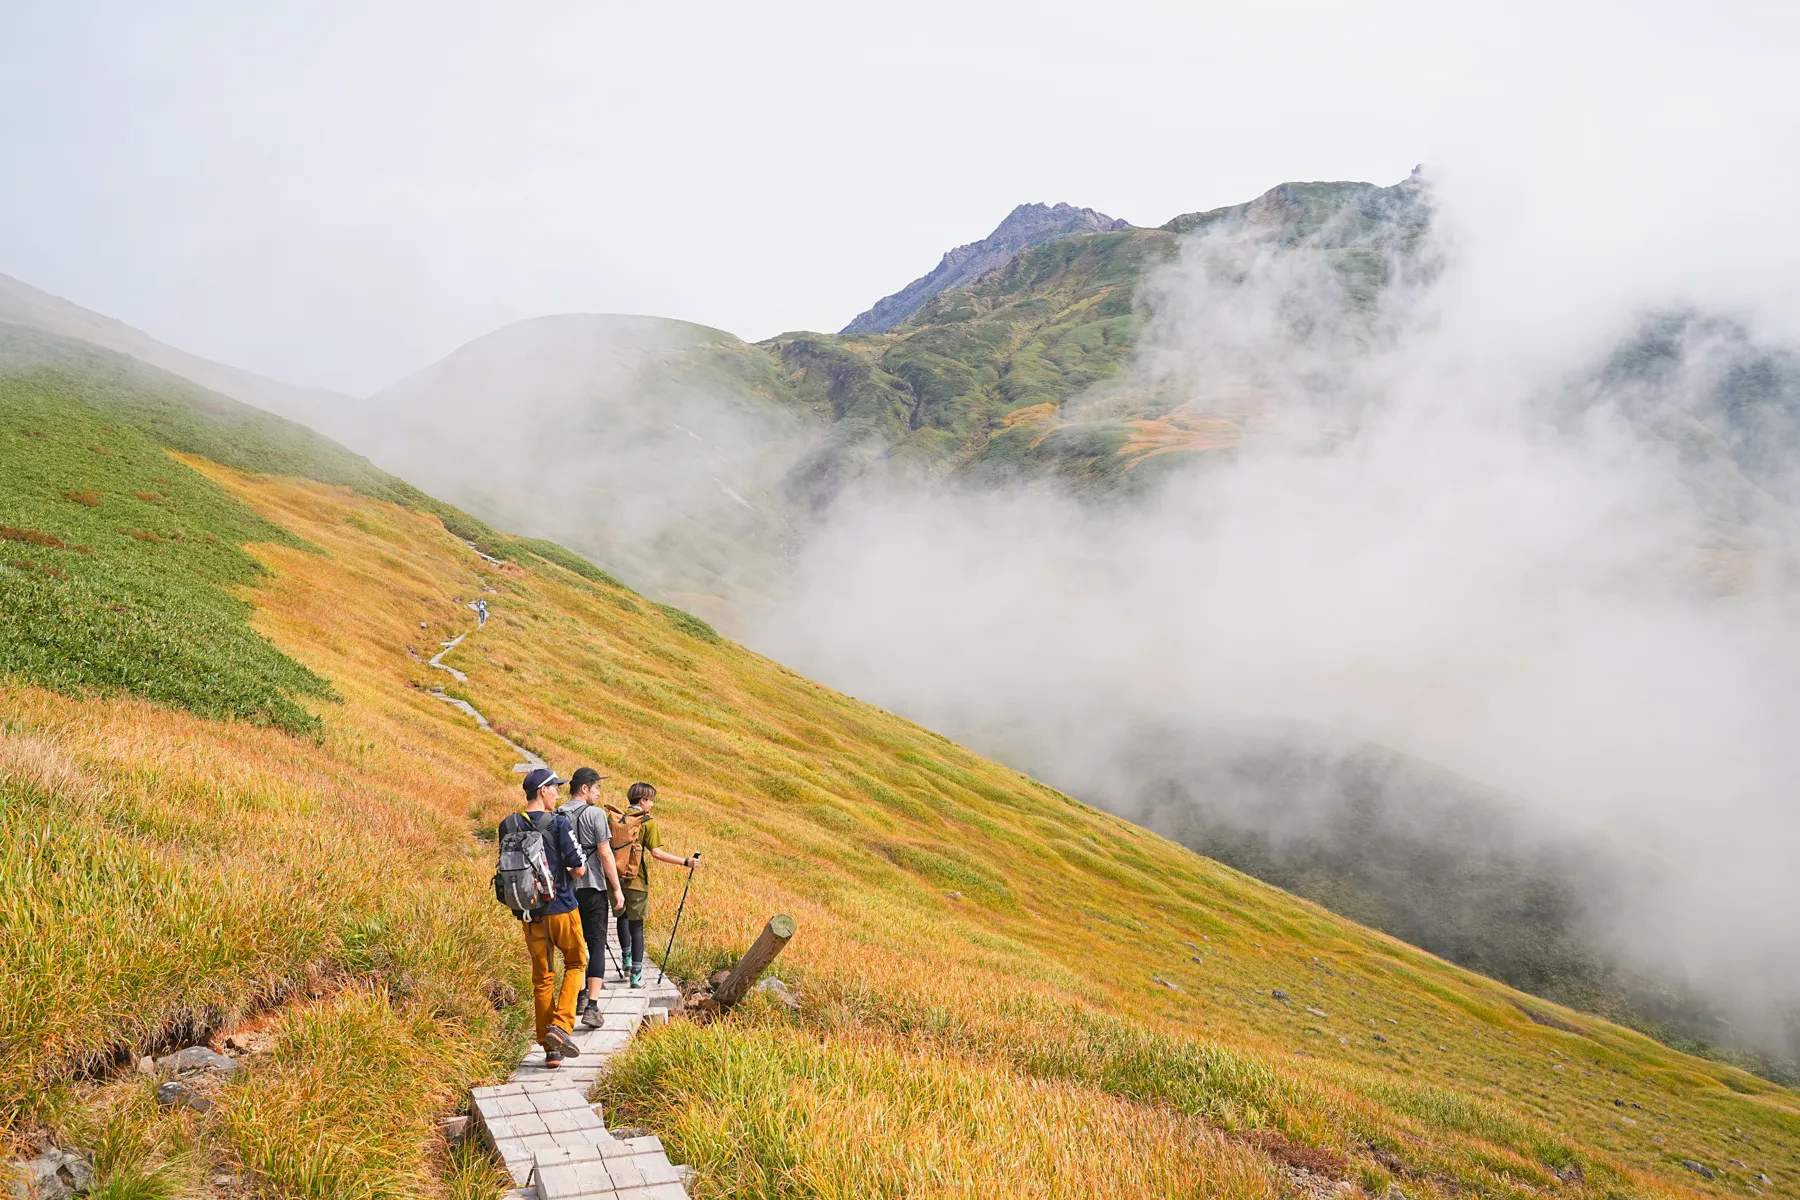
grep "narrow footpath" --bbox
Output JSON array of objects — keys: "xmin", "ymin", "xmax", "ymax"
[
  {"xmin": 476, "ymin": 923, "xmax": 688, "ymax": 1200},
  {"xmin": 427, "ymin": 589, "xmax": 692, "ymax": 1199}
]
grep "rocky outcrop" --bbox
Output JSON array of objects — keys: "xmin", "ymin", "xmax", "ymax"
[{"xmin": 840, "ymin": 203, "xmax": 1129, "ymax": 334}]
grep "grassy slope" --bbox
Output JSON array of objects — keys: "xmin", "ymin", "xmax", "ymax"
[{"xmin": 5, "ymin": 365, "xmax": 1797, "ymax": 1197}]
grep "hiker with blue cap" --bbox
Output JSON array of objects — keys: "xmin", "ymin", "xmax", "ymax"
[{"xmin": 492, "ymin": 767, "xmax": 587, "ymax": 1067}]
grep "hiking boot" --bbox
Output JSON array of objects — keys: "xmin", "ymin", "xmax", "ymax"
[
  {"xmin": 581, "ymin": 1004, "xmax": 606, "ymax": 1029},
  {"xmin": 574, "ymin": 992, "xmax": 590, "ymax": 1017},
  {"xmin": 544, "ymin": 1049, "xmax": 563, "ymax": 1069},
  {"xmin": 630, "ymin": 966, "xmax": 644, "ymax": 989},
  {"xmin": 543, "ymin": 1025, "xmax": 582, "ymax": 1057}
]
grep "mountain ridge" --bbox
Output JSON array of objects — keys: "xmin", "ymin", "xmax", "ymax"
[{"xmin": 840, "ymin": 201, "xmax": 1130, "ymax": 334}]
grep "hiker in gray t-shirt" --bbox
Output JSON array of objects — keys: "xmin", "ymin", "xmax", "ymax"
[{"xmin": 558, "ymin": 767, "xmax": 625, "ymax": 1027}]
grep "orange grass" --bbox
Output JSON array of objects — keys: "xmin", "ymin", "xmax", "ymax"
[{"xmin": 3, "ymin": 455, "xmax": 1796, "ymax": 1198}]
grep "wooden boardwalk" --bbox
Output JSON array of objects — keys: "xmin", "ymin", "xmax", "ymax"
[{"xmin": 472, "ymin": 924, "xmax": 689, "ymax": 1200}]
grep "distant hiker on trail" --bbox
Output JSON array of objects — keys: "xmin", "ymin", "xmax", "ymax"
[
  {"xmin": 610, "ymin": 782, "xmax": 701, "ymax": 988},
  {"xmin": 559, "ymin": 766, "xmax": 626, "ymax": 1028},
  {"xmin": 492, "ymin": 767, "xmax": 587, "ymax": 1067},
  {"xmin": 472, "ymin": 598, "xmax": 488, "ymax": 627}
]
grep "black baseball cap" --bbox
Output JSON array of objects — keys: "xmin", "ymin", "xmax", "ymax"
[
  {"xmin": 568, "ymin": 767, "xmax": 608, "ymax": 791},
  {"xmin": 522, "ymin": 767, "xmax": 566, "ymax": 798}
]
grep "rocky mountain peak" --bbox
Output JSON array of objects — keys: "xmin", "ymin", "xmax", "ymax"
[{"xmin": 841, "ymin": 202, "xmax": 1128, "ymax": 335}]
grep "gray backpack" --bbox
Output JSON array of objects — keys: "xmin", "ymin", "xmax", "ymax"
[
  {"xmin": 560, "ymin": 800, "xmax": 607, "ymax": 879},
  {"xmin": 493, "ymin": 811, "xmax": 557, "ymax": 918}
]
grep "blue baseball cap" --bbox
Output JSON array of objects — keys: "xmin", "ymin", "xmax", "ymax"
[{"xmin": 522, "ymin": 767, "xmax": 566, "ymax": 798}]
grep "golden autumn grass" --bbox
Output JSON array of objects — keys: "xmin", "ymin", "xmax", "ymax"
[{"xmin": 4, "ymin": 453, "xmax": 1798, "ymax": 1199}]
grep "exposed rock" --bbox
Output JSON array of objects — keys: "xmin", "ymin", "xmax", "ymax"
[
  {"xmin": 840, "ymin": 203, "xmax": 1130, "ymax": 334},
  {"xmin": 438, "ymin": 1115, "xmax": 469, "ymax": 1141},
  {"xmin": 609, "ymin": 1126, "xmax": 653, "ymax": 1140},
  {"xmin": 156, "ymin": 1046, "xmax": 238, "ymax": 1076},
  {"xmin": 1372, "ymin": 1033, "xmax": 1388, "ymax": 1044},
  {"xmin": 755, "ymin": 977, "xmax": 801, "ymax": 1011},
  {"xmin": 1552, "ymin": 1164, "xmax": 1584, "ymax": 1185},
  {"xmin": 1306, "ymin": 1006, "xmax": 1329, "ymax": 1018},
  {"xmin": 1272, "ymin": 989, "xmax": 1290, "ymax": 1003},
  {"xmin": 7, "ymin": 1149, "xmax": 91, "ymax": 1200},
  {"xmin": 1152, "ymin": 976, "xmax": 1184, "ymax": 992},
  {"xmin": 135, "ymin": 1056, "xmax": 154, "ymax": 1076},
  {"xmin": 155, "ymin": 1080, "xmax": 214, "ymax": 1113},
  {"xmin": 1682, "ymin": 1160, "xmax": 1716, "ymax": 1180}
]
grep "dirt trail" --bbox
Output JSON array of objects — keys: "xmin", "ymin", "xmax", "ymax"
[{"xmin": 426, "ymin": 620, "xmax": 545, "ymax": 775}]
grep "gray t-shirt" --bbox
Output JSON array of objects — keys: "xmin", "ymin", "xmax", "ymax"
[{"xmin": 557, "ymin": 799, "xmax": 613, "ymax": 892}]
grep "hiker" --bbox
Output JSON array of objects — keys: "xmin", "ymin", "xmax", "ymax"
[
  {"xmin": 495, "ymin": 767, "xmax": 587, "ymax": 1067},
  {"xmin": 475, "ymin": 598, "xmax": 488, "ymax": 627},
  {"xmin": 558, "ymin": 766, "xmax": 626, "ymax": 1028},
  {"xmin": 610, "ymin": 781, "xmax": 701, "ymax": 988}
]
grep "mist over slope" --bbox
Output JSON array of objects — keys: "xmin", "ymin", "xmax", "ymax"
[
  {"xmin": 745, "ymin": 172, "xmax": 1800, "ymax": 1071},
  {"xmin": 0, "ymin": 271, "xmax": 360, "ymax": 437},
  {"xmin": 13, "ymin": 167, "xmax": 1800, "ymax": 1077}
]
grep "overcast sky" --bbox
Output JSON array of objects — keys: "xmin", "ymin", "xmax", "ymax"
[{"xmin": 1, "ymin": 0, "xmax": 1794, "ymax": 394}]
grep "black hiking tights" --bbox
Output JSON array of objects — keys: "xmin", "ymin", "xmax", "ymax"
[
  {"xmin": 575, "ymin": 889, "xmax": 611, "ymax": 981},
  {"xmin": 616, "ymin": 914, "xmax": 645, "ymax": 969}
]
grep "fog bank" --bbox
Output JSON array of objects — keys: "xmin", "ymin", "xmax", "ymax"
[{"xmin": 746, "ymin": 149, "xmax": 1800, "ymax": 1053}]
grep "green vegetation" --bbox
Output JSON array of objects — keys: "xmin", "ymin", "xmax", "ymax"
[{"xmin": 0, "ymin": 375, "xmax": 332, "ymax": 732}]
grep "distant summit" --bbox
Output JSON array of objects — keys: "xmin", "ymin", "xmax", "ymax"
[{"xmin": 841, "ymin": 202, "xmax": 1128, "ymax": 334}]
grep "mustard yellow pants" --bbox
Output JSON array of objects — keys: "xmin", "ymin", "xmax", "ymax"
[{"xmin": 523, "ymin": 909, "xmax": 587, "ymax": 1046}]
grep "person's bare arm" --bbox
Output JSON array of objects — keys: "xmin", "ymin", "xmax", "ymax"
[
  {"xmin": 650, "ymin": 848, "xmax": 698, "ymax": 868},
  {"xmin": 599, "ymin": 840, "xmax": 625, "ymax": 911}
]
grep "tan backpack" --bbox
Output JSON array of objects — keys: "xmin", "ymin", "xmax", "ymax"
[{"xmin": 606, "ymin": 805, "xmax": 648, "ymax": 881}]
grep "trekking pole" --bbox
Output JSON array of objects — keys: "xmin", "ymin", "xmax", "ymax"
[{"xmin": 657, "ymin": 852, "xmax": 699, "ymax": 986}]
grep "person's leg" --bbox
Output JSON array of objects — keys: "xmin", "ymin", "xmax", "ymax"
[
  {"xmin": 577, "ymin": 890, "xmax": 608, "ymax": 993},
  {"xmin": 616, "ymin": 911, "xmax": 631, "ymax": 978},
  {"xmin": 547, "ymin": 909, "xmax": 587, "ymax": 1036},
  {"xmin": 523, "ymin": 919, "xmax": 554, "ymax": 1047}
]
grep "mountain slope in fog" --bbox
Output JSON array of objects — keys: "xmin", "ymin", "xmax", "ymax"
[
  {"xmin": 0, "ymin": 270, "xmax": 359, "ymax": 437},
  {"xmin": 364, "ymin": 313, "xmax": 826, "ymax": 622},
  {"xmin": 8, "ymin": 337, "xmax": 1799, "ymax": 1198}
]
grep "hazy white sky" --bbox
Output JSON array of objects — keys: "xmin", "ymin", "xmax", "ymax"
[{"xmin": 0, "ymin": 0, "xmax": 1794, "ymax": 393}]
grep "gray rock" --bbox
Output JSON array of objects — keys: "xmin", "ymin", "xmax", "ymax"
[
  {"xmin": 1271, "ymin": 989, "xmax": 1289, "ymax": 1003},
  {"xmin": 135, "ymin": 1056, "xmax": 154, "ymax": 1076},
  {"xmin": 155, "ymin": 1080, "xmax": 215, "ymax": 1113},
  {"xmin": 1152, "ymin": 976, "xmax": 1184, "ymax": 992},
  {"xmin": 156, "ymin": 1046, "xmax": 238, "ymax": 1076},
  {"xmin": 1305, "ymin": 1006, "xmax": 1329, "ymax": 1018},
  {"xmin": 1728, "ymin": 1159, "xmax": 1748, "ymax": 1169},
  {"xmin": 8, "ymin": 1149, "xmax": 91, "ymax": 1200},
  {"xmin": 754, "ymin": 977, "xmax": 801, "ymax": 1010},
  {"xmin": 1682, "ymin": 1160, "xmax": 1716, "ymax": 1181},
  {"xmin": 1372, "ymin": 1033, "xmax": 1388, "ymax": 1044}
]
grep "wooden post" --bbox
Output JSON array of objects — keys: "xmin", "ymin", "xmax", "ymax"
[{"xmin": 714, "ymin": 914, "xmax": 796, "ymax": 1010}]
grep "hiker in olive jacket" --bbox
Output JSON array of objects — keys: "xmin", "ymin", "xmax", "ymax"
[{"xmin": 611, "ymin": 782, "xmax": 701, "ymax": 988}]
